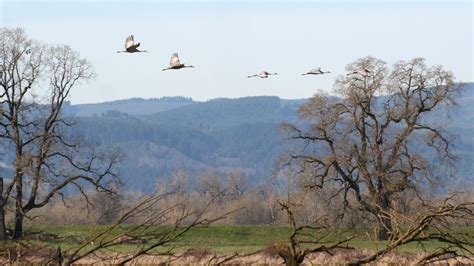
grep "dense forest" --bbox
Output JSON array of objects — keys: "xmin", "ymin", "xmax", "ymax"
[{"xmin": 56, "ymin": 84, "xmax": 474, "ymax": 193}]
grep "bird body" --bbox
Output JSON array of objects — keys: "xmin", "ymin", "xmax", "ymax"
[
  {"xmin": 347, "ymin": 68, "xmax": 371, "ymax": 77},
  {"xmin": 302, "ymin": 67, "xmax": 330, "ymax": 75},
  {"xmin": 247, "ymin": 71, "xmax": 278, "ymax": 78},
  {"xmin": 162, "ymin": 53, "xmax": 194, "ymax": 71},
  {"xmin": 117, "ymin": 35, "xmax": 148, "ymax": 53}
]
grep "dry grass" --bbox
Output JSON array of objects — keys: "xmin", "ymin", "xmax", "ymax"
[{"xmin": 0, "ymin": 246, "xmax": 472, "ymax": 265}]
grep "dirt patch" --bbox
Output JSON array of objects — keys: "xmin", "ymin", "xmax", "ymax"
[
  {"xmin": 69, "ymin": 249, "xmax": 474, "ymax": 265},
  {"xmin": 112, "ymin": 234, "xmax": 147, "ymax": 244},
  {"xmin": 0, "ymin": 246, "xmax": 472, "ymax": 265},
  {"xmin": 0, "ymin": 243, "xmax": 60, "ymax": 264},
  {"xmin": 181, "ymin": 247, "xmax": 213, "ymax": 260},
  {"xmin": 23, "ymin": 231, "xmax": 83, "ymax": 244}
]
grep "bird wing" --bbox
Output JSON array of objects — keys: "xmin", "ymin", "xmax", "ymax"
[
  {"xmin": 125, "ymin": 35, "xmax": 135, "ymax": 49},
  {"xmin": 170, "ymin": 53, "xmax": 181, "ymax": 67}
]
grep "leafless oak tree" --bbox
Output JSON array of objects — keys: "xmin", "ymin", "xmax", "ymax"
[
  {"xmin": 0, "ymin": 28, "xmax": 120, "ymax": 239},
  {"xmin": 273, "ymin": 196, "xmax": 353, "ymax": 266},
  {"xmin": 57, "ymin": 181, "xmax": 239, "ymax": 265},
  {"xmin": 283, "ymin": 56, "xmax": 462, "ymax": 240},
  {"xmin": 352, "ymin": 194, "xmax": 473, "ymax": 264}
]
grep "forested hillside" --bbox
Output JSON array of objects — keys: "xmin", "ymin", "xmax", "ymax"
[
  {"xmin": 66, "ymin": 96, "xmax": 194, "ymax": 116},
  {"xmin": 71, "ymin": 96, "xmax": 306, "ymax": 192},
  {"xmin": 64, "ymin": 83, "xmax": 474, "ymax": 192},
  {"xmin": 2, "ymin": 85, "xmax": 472, "ymax": 193}
]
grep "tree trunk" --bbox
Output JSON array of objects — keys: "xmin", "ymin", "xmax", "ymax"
[
  {"xmin": 277, "ymin": 246, "xmax": 304, "ymax": 266},
  {"xmin": 12, "ymin": 178, "xmax": 23, "ymax": 240},
  {"xmin": 13, "ymin": 211, "xmax": 23, "ymax": 240},
  {"xmin": 376, "ymin": 195, "xmax": 392, "ymax": 241},
  {"xmin": 281, "ymin": 254, "xmax": 301, "ymax": 266},
  {"xmin": 0, "ymin": 177, "xmax": 7, "ymax": 240},
  {"xmin": 377, "ymin": 215, "xmax": 393, "ymax": 241},
  {"xmin": 284, "ymin": 257, "xmax": 300, "ymax": 266}
]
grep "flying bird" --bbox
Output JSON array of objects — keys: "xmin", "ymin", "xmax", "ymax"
[
  {"xmin": 347, "ymin": 68, "xmax": 371, "ymax": 77},
  {"xmin": 302, "ymin": 67, "xmax": 331, "ymax": 76},
  {"xmin": 162, "ymin": 53, "xmax": 195, "ymax": 71},
  {"xmin": 117, "ymin": 35, "xmax": 148, "ymax": 53},
  {"xmin": 247, "ymin": 71, "xmax": 278, "ymax": 79}
]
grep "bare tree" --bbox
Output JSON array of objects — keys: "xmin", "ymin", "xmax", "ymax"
[
  {"xmin": 352, "ymin": 194, "xmax": 473, "ymax": 264},
  {"xmin": 283, "ymin": 56, "xmax": 462, "ymax": 240},
  {"xmin": 273, "ymin": 196, "xmax": 353, "ymax": 266},
  {"xmin": 58, "ymin": 178, "xmax": 238, "ymax": 265},
  {"xmin": 0, "ymin": 28, "xmax": 120, "ymax": 239}
]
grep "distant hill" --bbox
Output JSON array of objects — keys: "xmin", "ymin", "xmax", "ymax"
[
  {"xmin": 146, "ymin": 96, "xmax": 303, "ymax": 130},
  {"xmin": 73, "ymin": 96, "xmax": 305, "ymax": 192},
  {"xmin": 3, "ymin": 84, "xmax": 473, "ymax": 193},
  {"xmin": 65, "ymin": 96, "xmax": 194, "ymax": 116}
]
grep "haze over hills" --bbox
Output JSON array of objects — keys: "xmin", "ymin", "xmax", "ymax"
[
  {"xmin": 70, "ymin": 96, "xmax": 305, "ymax": 192},
  {"xmin": 66, "ymin": 96, "xmax": 195, "ymax": 117},
  {"xmin": 61, "ymin": 83, "xmax": 474, "ymax": 193},
  {"xmin": 1, "ymin": 84, "xmax": 471, "ymax": 193}
]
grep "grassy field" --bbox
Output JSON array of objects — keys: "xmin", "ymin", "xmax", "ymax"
[{"xmin": 13, "ymin": 224, "xmax": 474, "ymax": 255}]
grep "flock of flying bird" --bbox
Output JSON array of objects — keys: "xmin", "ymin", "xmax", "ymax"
[{"xmin": 116, "ymin": 35, "xmax": 336, "ymax": 78}]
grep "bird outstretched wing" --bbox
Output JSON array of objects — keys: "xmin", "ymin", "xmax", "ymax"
[
  {"xmin": 170, "ymin": 53, "xmax": 181, "ymax": 67},
  {"xmin": 125, "ymin": 35, "xmax": 135, "ymax": 49}
]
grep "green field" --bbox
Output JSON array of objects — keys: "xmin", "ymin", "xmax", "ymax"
[
  {"xmin": 11, "ymin": 224, "xmax": 471, "ymax": 255},
  {"xmin": 5, "ymin": 224, "xmax": 472, "ymax": 256}
]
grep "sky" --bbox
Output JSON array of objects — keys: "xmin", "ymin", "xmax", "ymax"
[{"xmin": 1, "ymin": 0, "xmax": 473, "ymax": 104}]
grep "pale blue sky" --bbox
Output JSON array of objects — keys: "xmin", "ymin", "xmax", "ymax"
[{"xmin": 1, "ymin": 0, "xmax": 473, "ymax": 104}]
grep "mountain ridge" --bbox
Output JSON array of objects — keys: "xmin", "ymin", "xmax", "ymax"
[{"xmin": 4, "ymin": 84, "xmax": 472, "ymax": 193}]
